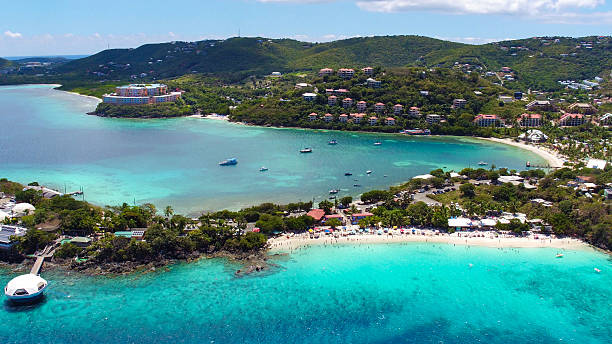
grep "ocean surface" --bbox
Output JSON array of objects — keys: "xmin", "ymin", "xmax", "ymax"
[
  {"xmin": 0, "ymin": 84, "xmax": 546, "ymax": 214},
  {"xmin": 1, "ymin": 244, "xmax": 610, "ymax": 343}
]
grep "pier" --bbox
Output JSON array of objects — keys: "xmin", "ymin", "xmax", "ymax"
[{"xmin": 30, "ymin": 244, "xmax": 56, "ymax": 276}]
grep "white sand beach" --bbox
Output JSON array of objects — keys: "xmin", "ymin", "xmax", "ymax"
[
  {"xmin": 477, "ymin": 137, "xmax": 565, "ymax": 168},
  {"xmin": 269, "ymin": 232, "xmax": 591, "ymax": 252}
]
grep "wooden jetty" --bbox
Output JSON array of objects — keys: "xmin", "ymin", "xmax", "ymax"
[{"xmin": 30, "ymin": 244, "xmax": 56, "ymax": 276}]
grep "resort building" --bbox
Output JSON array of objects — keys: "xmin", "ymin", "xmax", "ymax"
[
  {"xmin": 325, "ymin": 89, "xmax": 334, "ymax": 95},
  {"xmin": 518, "ymin": 129, "xmax": 548, "ymax": 142},
  {"xmin": 306, "ymin": 209, "xmax": 326, "ymax": 223},
  {"xmin": 473, "ymin": 114, "xmax": 504, "ymax": 127},
  {"xmin": 343, "ymin": 98, "xmax": 354, "ymax": 109},
  {"xmin": 362, "ymin": 67, "xmax": 374, "ymax": 75},
  {"xmin": 385, "ymin": 117, "xmax": 396, "ymax": 126},
  {"xmin": 319, "ymin": 68, "xmax": 334, "ymax": 76},
  {"xmin": 303, "ymin": 93, "xmax": 317, "ymax": 101},
  {"xmin": 518, "ymin": 113, "xmax": 542, "ymax": 127},
  {"xmin": 599, "ymin": 113, "xmax": 612, "ymax": 126},
  {"xmin": 328, "ymin": 95, "xmax": 337, "ymax": 106},
  {"xmin": 498, "ymin": 95, "xmax": 514, "ymax": 103},
  {"xmin": 568, "ymin": 102, "xmax": 597, "ymax": 115},
  {"xmin": 351, "ymin": 113, "xmax": 365, "ymax": 124},
  {"xmin": 393, "ymin": 104, "xmax": 403, "ymax": 115},
  {"xmin": 452, "ymin": 99, "xmax": 467, "ymax": 109},
  {"xmin": 558, "ymin": 113, "xmax": 586, "ymax": 127},
  {"xmin": 369, "ymin": 116, "xmax": 378, "ymax": 125},
  {"xmin": 324, "ymin": 113, "xmax": 334, "ymax": 122},
  {"xmin": 366, "ymin": 78, "xmax": 381, "ymax": 88},
  {"xmin": 426, "ymin": 114, "xmax": 442, "ymax": 124},
  {"xmin": 408, "ymin": 106, "xmax": 420, "ymax": 117},
  {"xmin": 308, "ymin": 113, "xmax": 318, "ymax": 121},
  {"xmin": 526, "ymin": 100, "xmax": 555, "ymax": 112},
  {"xmin": 0, "ymin": 225, "xmax": 28, "ymax": 250},
  {"xmin": 339, "ymin": 114, "xmax": 348, "ymax": 123},
  {"xmin": 338, "ymin": 68, "xmax": 355, "ymax": 79},
  {"xmin": 103, "ymin": 84, "xmax": 181, "ymax": 105},
  {"xmin": 374, "ymin": 103, "xmax": 385, "ymax": 113},
  {"xmin": 351, "ymin": 212, "xmax": 374, "ymax": 225},
  {"xmin": 356, "ymin": 101, "xmax": 367, "ymax": 112}
]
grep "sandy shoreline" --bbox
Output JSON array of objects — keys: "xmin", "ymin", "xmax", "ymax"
[
  {"xmin": 476, "ymin": 137, "xmax": 565, "ymax": 168},
  {"xmin": 269, "ymin": 233, "xmax": 592, "ymax": 252}
]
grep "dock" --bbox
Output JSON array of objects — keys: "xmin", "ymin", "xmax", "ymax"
[{"xmin": 30, "ymin": 244, "xmax": 56, "ymax": 276}]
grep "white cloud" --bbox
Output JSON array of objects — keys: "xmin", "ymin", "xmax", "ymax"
[{"xmin": 4, "ymin": 30, "xmax": 22, "ymax": 38}]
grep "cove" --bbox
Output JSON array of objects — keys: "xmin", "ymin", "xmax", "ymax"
[{"xmin": 0, "ymin": 85, "xmax": 546, "ymax": 214}]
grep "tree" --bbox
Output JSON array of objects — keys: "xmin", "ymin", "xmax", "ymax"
[
  {"xmin": 319, "ymin": 200, "xmax": 334, "ymax": 214},
  {"xmin": 460, "ymin": 183, "xmax": 475, "ymax": 198},
  {"xmin": 164, "ymin": 206, "xmax": 174, "ymax": 219},
  {"xmin": 339, "ymin": 196, "xmax": 353, "ymax": 207},
  {"xmin": 361, "ymin": 190, "xmax": 391, "ymax": 203},
  {"xmin": 326, "ymin": 218, "xmax": 342, "ymax": 229},
  {"xmin": 15, "ymin": 189, "xmax": 42, "ymax": 205}
]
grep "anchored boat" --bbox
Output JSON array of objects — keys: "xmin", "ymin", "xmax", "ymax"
[
  {"xmin": 300, "ymin": 148, "xmax": 313, "ymax": 153},
  {"xmin": 219, "ymin": 158, "xmax": 238, "ymax": 166},
  {"xmin": 328, "ymin": 140, "xmax": 338, "ymax": 145}
]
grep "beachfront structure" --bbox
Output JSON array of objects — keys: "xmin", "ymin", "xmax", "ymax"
[
  {"xmin": 307, "ymin": 209, "xmax": 326, "ymax": 222},
  {"xmin": 426, "ymin": 114, "xmax": 442, "ymax": 124},
  {"xmin": 369, "ymin": 116, "xmax": 378, "ymax": 125},
  {"xmin": 343, "ymin": 98, "xmax": 354, "ymax": 109},
  {"xmin": 568, "ymin": 102, "xmax": 597, "ymax": 115},
  {"xmin": 518, "ymin": 129, "xmax": 548, "ymax": 143},
  {"xmin": 319, "ymin": 68, "xmax": 334, "ymax": 76},
  {"xmin": 393, "ymin": 104, "xmax": 403, "ymax": 115},
  {"xmin": 473, "ymin": 114, "xmax": 504, "ymax": 127},
  {"xmin": 323, "ymin": 214, "xmax": 344, "ymax": 225},
  {"xmin": 303, "ymin": 93, "xmax": 317, "ymax": 101},
  {"xmin": 408, "ymin": 107, "xmax": 420, "ymax": 117},
  {"xmin": 374, "ymin": 103, "xmax": 385, "ymax": 113},
  {"xmin": 558, "ymin": 113, "xmax": 586, "ymax": 127},
  {"xmin": 452, "ymin": 99, "xmax": 467, "ymax": 109},
  {"xmin": 338, "ymin": 68, "xmax": 355, "ymax": 79},
  {"xmin": 339, "ymin": 114, "xmax": 348, "ymax": 123},
  {"xmin": 103, "ymin": 84, "xmax": 181, "ymax": 105},
  {"xmin": 328, "ymin": 95, "xmax": 337, "ymax": 106},
  {"xmin": 518, "ymin": 113, "xmax": 542, "ymax": 127},
  {"xmin": 351, "ymin": 212, "xmax": 374, "ymax": 225},
  {"xmin": 324, "ymin": 113, "xmax": 333, "ymax": 122},
  {"xmin": 366, "ymin": 78, "xmax": 381, "ymax": 88},
  {"xmin": 351, "ymin": 113, "xmax": 365, "ymax": 123},
  {"xmin": 308, "ymin": 113, "xmax": 318, "ymax": 121},
  {"xmin": 599, "ymin": 113, "xmax": 612, "ymax": 126},
  {"xmin": 362, "ymin": 67, "xmax": 374, "ymax": 75},
  {"xmin": 385, "ymin": 117, "xmax": 396, "ymax": 126},
  {"xmin": 356, "ymin": 101, "xmax": 367, "ymax": 112}
]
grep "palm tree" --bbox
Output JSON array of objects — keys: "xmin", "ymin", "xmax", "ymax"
[{"xmin": 164, "ymin": 205, "xmax": 174, "ymax": 219}]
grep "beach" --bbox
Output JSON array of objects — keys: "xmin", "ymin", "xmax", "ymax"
[
  {"xmin": 477, "ymin": 137, "xmax": 566, "ymax": 168},
  {"xmin": 269, "ymin": 231, "xmax": 591, "ymax": 252}
]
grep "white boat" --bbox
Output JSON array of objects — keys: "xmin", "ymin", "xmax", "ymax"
[
  {"xmin": 556, "ymin": 253, "xmax": 564, "ymax": 258},
  {"xmin": 329, "ymin": 189, "xmax": 339, "ymax": 194},
  {"xmin": 366, "ymin": 170, "xmax": 372, "ymax": 174},
  {"xmin": 4, "ymin": 274, "xmax": 48, "ymax": 303},
  {"xmin": 259, "ymin": 167, "xmax": 269, "ymax": 172},
  {"xmin": 300, "ymin": 148, "xmax": 313, "ymax": 153},
  {"xmin": 478, "ymin": 161, "xmax": 488, "ymax": 166},
  {"xmin": 374, "ymin": 142, "xmax": 382, "ymax": 146}
]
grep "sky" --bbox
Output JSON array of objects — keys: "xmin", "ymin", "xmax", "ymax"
[{"xmin": 1, "ymin": 0, "xmax": 612, "ymax": 56}]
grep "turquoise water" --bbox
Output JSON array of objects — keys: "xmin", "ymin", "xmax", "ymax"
[
  {"xmin": 0, "ymin": 85, "xmax": 546, "ymax": 214},
  {"xmin": 1, "ymin": 244, "xmax": 610, "ymax": 343}
]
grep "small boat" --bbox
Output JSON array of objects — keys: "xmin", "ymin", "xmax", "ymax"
[
  {"xmin": 383, "ymin": 175, "xmax": 388, "ymax": 178},
  {"xmin": 594, "ymin": 268, "xmax": 601, "ymax": 273},
  {"xmin": 526, "ymin": 161, "xmax": 531, "ymax": 167},
  {"xmin": 556, "ymin": 253, "xmax": 564, "ymax": 258},
  {"xmin": 259, "ymin": 167, "xmax": 268, "ymax": 172},
  {"xmin": 219, "ymin": 158, "xmax": 238, "ymax": 166},
  {"xmin": 478, "ymin": 161, "xmax": 488, "ymax": 166},
  {"xmin": 344, "ymin": 172, "xmax": 353, "ymax": 176},
  {"xmin": 4, "ymin": 274, "xmax": 48, "ymax": 304},
  {"xmin": 374, "ymin": 142, "xmax": 382, "ymax": 146},
  {"xmin": 366, "ymin": 170, "xmax": 372, "ymax": 174},
  {"xmin": 300, "ymin": 148, "xmax": 313, "ymax": 153},
  {"xmin": 329, "ymin": 189, "xmax": 339, "ymax": 194},
  {"xmin": 353, "ymin": 184, "xmax": 362, "ymax": 187},
  {"xmin": 328, "ymin": 140, "xmax": 338, "ymax": 145},
  {"xmin": 329, "ymin": 196, "xmax": 336, "ymax": 200}
]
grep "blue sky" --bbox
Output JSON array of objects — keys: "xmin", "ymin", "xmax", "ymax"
[{"xmin": 1, "ymin": 0, "xmax": 612, "ymax": 56}]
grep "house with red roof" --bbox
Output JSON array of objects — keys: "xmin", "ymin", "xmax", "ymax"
[
  {"xmin": 385, "ymin": 117, "xmax": 396, "ymax": 126},
  {"xmin": 339, "ymin": 114, "xmax": 348, "ymax": 123},
  {"xmin": 356, "ymin": 101, "xmax": 367, "ymax": 112},
  {"xmin": 393, "ymin": 104, "xmax": 403, "ymax": 115},
  {"xmin": 324, "ymin": 113, "xmax": 334, "ymax": 122},
  {"xmin": 328, "ymin": 95, "xmax": 337, "ymax": 106},
  {"xmin": 343, "ymin": 98, "xmax": 354, "ymax": 109},
  {"xmin": 351, "ymin": 212, "xmax": 374, "ymax": 225},
  {"xmin": 307, "ymin": 209, "xmax": 326, "ymax": 222},
  {"xmin": 308, "ymin": 113, "xmax": 318, "ymax": 121},
  {"xmin": 369, "ymin": 116, "xmax": 378, "ymax": 125},
  {"xmin": 518, "ymin": 113, "xmax": 542, "ymax": 127},
  {"xmin": 473, "ymin": 114, "xmax": 504, "ymax": 127},
  {"xmin": 374, "ymin": 102, "xmax": 385, "ymax": 113},
  {"xmin": 558, "ymin": 113, "xmax": 585, "ymax": 127}
]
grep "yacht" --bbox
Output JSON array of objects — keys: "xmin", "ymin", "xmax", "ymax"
[
  {"xmin": 219, "ymin": 158, "xmax": 238, "ymax": 166},
  {"xmin": 300, "ymin": 148, "xmax": 313, "ymax": 153}
]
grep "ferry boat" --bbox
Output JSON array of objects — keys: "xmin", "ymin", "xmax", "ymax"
[
  {"xmin": 478, "ymin": 161, "xmax": 488, "ymax": 166},
  {"xmin": 344, "ymin": 172, "xmax": 353, "ymax": 176},
  {"xmin": 300, "ymin": 148, "xmax": 313, "ymax": 153},
  {"xmin": 328, "ymin": 140, "xmax": 338, "ymax": 145},
  {"xmin": 219, "ymin": 158, "xmax": 238, "ymax": 166},
  {"xmin": 4, "ymin": 274, "xmax": 48, "ymax": 304},
  {"xmin": 259, "ymin": 166, "xmax": 268, "ymax": 172}
]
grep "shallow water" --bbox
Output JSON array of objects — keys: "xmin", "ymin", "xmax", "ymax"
[
  {"xmin": 0, "ymin": 84, "xmax": 545, "ymax": 214},
  {"xmin": 1, "ymin": 244, "xmax": 610, "ymax": 343}
]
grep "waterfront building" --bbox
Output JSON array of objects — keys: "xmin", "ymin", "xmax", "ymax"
[
  {"xmin": 362, "ymin": 67, "xmax": 374, "ymax": 75},
  {"xmin": 351, "ymin": 113, "xmax": 365, "ymax": 124},
  {"xmin": 518, "ymin": 129, "xmax": 548, "ymax": 142},
  {"xmin": 339, "ymin": 114, "xmax": 348, "ymax": 123},
  {"xmin": 308, "ymin": 113, "xmax": 318, "ymax": 121},
  {"xmin": 558, "ymin": 113, "xmax": 586, "ymax": 127},
  {"xmin": 306, "ymin": 209, "xmax": 326, "ymax": 222},
  {"xmin": 426, "ymin": 114, "xmax": 442, "ymax": 124},
  {"xmin": 350, "ymin": 212, "xmax": 374, "ymax": 225},
  {"xmin": 408, "ymin": 106, "xmax": 420, "ymax": 117},
  {"xmin": 103, "ymin": 84, "xmax": 181, "ymax": 105},
  {"xmin": 385, "ymin": 117, "xmax": 396, "ymax": 126},
  {"xmin": 473, "ymin": 114, "xmax": 504, "ymax": 127},
  {"xmin": 374, "ymin": 103, "xmax": 385, "ymax": 113},
  {"xmin": 328, "ymin": 95, "xmax": 337, "ymax": 106},
  {"xmin": 356, "ymin": 101, "xmax": 367, "ymax": 112},
  {"xmin": 568, "ymin": 102, "xmax": 597, "ymax": 115},
  {"xmin": 518, "ymin": 113, "xmax": 542, "ymax": 127},
  {"xmin": 343, "ymin": 98, "xmax": 354, "ymax": 109},
  {"xmin": 338, "ymin": 68, "xmax": 355, "ymax": 79},
  {"xmin": 303, "ymin": 93, "xmax": 317, "ymax": 101},
  {"xmin": 369, "ymin": 116, "xmax": 378, "ymax": 125},
  {"xmin": 324, "ymin": 113, "xmax": 334, "ymax": 122},
  {"xmin": 393, "ymin": 104, "xmax": 403, "ymax": 115},
  {"xmin": 319, "ymin": 68, "xmax": 334, "ymax": 76},
  {"xmin": 452, "ymin": 99, "xmax": 467, "ymax": 109}
]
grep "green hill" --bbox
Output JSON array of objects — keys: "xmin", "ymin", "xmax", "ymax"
[{"xmin": 55, "ymin": 35, "xmax": 612, "ymax": 90}]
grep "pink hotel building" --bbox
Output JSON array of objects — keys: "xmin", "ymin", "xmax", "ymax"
[{"xmin": 103, "ymin": 84, "xmax": 182, "ymax": 105}]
